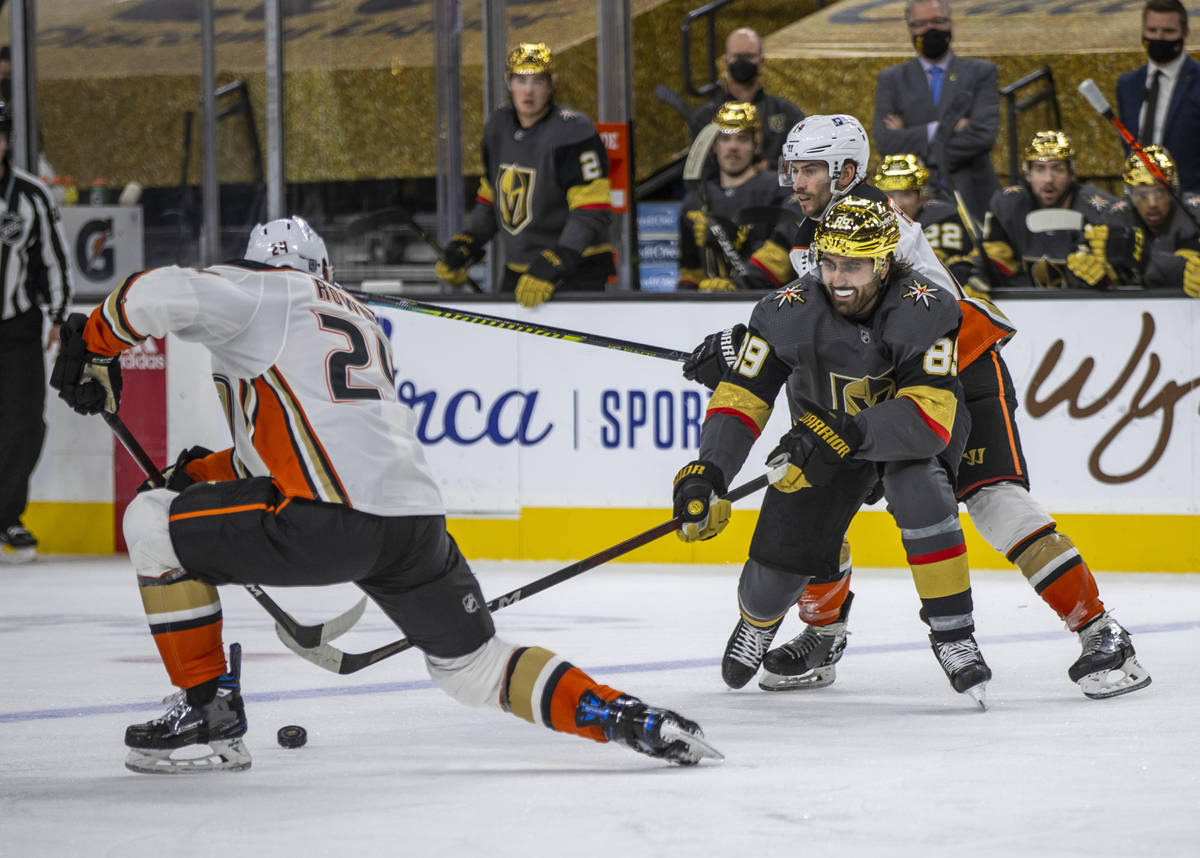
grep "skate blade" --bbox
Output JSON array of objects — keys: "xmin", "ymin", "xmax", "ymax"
[
  {"xmin": 964, "ymin": 681, "xmax": 989, "ymax": 711},
  {"xmin": 1079, "ymin": 657, "xmax": 1152, "ymax": 700},
  {"xmin": 125, "ymin": 738, "xmax": 252, "ymax": 774},
  {"xmin": 757, "ymin": 666, "xmax": 836, "ymax": 692},
  {"xmin": 659, "ymin": 722, "xmax": 725, "ymax": 765},
  {"xmin": 0, "ymin": 546, "xmax": 36, "ymax": 564}
]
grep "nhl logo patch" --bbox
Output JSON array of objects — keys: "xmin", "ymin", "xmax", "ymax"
[
  {"xmin": 0, "ymin": 212, "xmax": 23, "ymax": 244},
  {"xmin": 773, "ymin": 283, "xmax": 806, "ymax": 308},
  {"xmin": 902, "ymin": 281, "xmax": 938, "ymax": 308}
]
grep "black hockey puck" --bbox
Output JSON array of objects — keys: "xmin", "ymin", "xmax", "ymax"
[{"xmin": 277, "ymin": 725, "xmax": 307, "ymax": 748}]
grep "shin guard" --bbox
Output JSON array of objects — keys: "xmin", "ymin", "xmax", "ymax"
[
  {"xmin": 138, "ymin": 568, "xmax": 227, "ymax": 689},
  {"xmin": 1008, "ymin": 526, "xmax": 1104, "ymax": 631}
]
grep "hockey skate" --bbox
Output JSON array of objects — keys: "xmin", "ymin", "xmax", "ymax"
[
  {"xmin": 721, "ymin": 613, "xmax": 783, "ymax": 689},
  {"xmin": 124, "ymin": 643, "xmax": 251, "ymax": 774},
  {"xmin": 1068, "ymin": 612, "xmax": 1151, "ymax": 699},
  {"xmin": 0, "ymin": 524, "xmax": 37, "ymax": 564},
  {"xmin": 929, "ymin": 634, "xmax": 991, "ymax": 710},
  {"xmin": 575, "ymin": 690, "xmax": 723, "ymax": 765},
  {"xmin": 759, "ymin": 592, "xmax": 854, "ymax": 692}
]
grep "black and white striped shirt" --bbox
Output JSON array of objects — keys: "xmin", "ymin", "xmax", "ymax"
[{"xmin": 0, "ymin": 164, "xmax": 72, "ymax": 323}]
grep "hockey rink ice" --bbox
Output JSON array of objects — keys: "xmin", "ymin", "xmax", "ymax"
[{"xmin": 3, "ymin": 556, "xmax": 1197, "ymax": 857}]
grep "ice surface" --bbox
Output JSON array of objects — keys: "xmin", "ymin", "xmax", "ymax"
[{"xmin": 3, "ymin": 557, "xmax": 1197, "ymax": 857}]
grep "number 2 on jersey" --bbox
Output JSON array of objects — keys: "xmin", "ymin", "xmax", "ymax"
[{"xmin": 315, "ymin": 312, "xmax": 396, "ymax": 401}]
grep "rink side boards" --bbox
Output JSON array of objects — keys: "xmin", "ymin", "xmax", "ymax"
[{"xmin": 30, "ymin": 297, "xmax": 1200, "ymax": 573}]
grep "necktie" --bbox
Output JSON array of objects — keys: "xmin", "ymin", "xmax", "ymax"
[
  {"xmin": 1143, "ymin": 69, "xmax": 1162, "ymax": 145},
  {"xmin": 929, "ymin": 66, "xmax": 944, "ymax": 107}
]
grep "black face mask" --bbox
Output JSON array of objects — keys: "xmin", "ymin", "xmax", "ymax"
[
  {"xmin": 913, "ymin": 28, "xmax": 952, "ymax": 61},
  {"xmin": 1145, "ymin": 36, "xmax": 1184, "ymax": 65},
  {"xmin": 728, "ymin": 57, "xmax": 759, "ymax": 84}
]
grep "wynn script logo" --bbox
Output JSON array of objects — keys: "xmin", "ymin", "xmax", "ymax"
[{"xmin": 1025, "ymin": 312, "xmax": 1200, "ymax": 485}]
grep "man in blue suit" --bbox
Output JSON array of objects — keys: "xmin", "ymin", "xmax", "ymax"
[{"xmin": 1116, "ymin": 0, "xmax": 1200, "ymax": 194}]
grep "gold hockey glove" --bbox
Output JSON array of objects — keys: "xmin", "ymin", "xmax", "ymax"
[
  {"xmin": 515, "ymin": 247, "xmax": 577, "ymax": 307},
  {"xmin": 698, "ymin": 276, "xmax": 739, "ymax": 292},
  {"xmin": 435, "ymin": 233, "xmax": 483, "ymax": 287},
  {"xmin": 1177, "ymin": 248, "xmax": 1200, "ymax": 298},
  {"xmin": 766, "ymin": 410, "xmax": 863, "ymax": 493},
  {"xmin": 1066, "ymin": 246, "xmax": 1112, "ymax": 288},
  {"xmin": 672, "ymin": 461, "xmax": 731, "ymax": 542}
]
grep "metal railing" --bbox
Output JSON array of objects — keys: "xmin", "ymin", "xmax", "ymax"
[
  {"xmin": 1000, "ymin": 67, "xmax": 1062, "ymax": 184},
  {"xmin": 680, "ymin": 0, "xmax": 740, "ymax": 98}
]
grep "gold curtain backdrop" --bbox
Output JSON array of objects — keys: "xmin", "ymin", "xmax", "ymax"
[{"xmin": 8, "ymin": 0, "xmax": 1175, "ymax": 187}]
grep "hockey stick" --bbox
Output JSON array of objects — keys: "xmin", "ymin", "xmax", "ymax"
[
  {"xmin": 102, "ymin": 412, "xmax": 368, "ymax": 649},
  {"xmin": 684, "ymin": 122, "xmax": 752, "ymax": 280},
  {"xmin": 1078, "ymin": 78, "xmax": 1200, "ymax": 232},
  {"xmin": 277, "ymin": 467, "xmax": 784, "ymax": 674},
  {"xmin": 344, "ymin": 289, "xmax": 691, "ymax": 362}
]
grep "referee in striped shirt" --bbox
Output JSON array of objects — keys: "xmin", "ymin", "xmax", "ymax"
[{"xmin": 0, "ymin": 100, "xmax": 72, "ymax": 562}]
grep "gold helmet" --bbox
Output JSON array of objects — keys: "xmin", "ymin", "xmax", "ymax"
[
  {"xmin": 1123, "ymin": 144, "xmax": 1178, "ymax": 190},
  {"xmin": 506, "ymin": 42, "xmax": 553, "ymax": 76},
  {"xmin": 715, "ymin": 101, "xmax": 760, "ymax": 139},
  {"xmin": 812, "ymin": 197, "xmax": 901, "ymax": 271},
  {"xmin": 872, "ymin": 153, "xmax": 930, "ymax": 192},
  {"xmin": 1024, "ymin": 130, "xmax": 1075, "ymax": 173}
]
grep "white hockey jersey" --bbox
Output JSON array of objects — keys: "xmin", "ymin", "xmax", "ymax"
[{"xmin": 84, "ymin": 262, "xmax": 444, "ymax": 517}]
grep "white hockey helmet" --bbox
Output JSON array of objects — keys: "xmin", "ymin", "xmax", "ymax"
[
  {"xmin": 245, "ymin": 216, "xmax": 332, "ymax": 281},
  {"xmin": 778, "ymin": 114, "xmax": 870, "ymax": 215}
]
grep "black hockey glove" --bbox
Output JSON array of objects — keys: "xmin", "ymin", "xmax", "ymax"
[
  {"xmin": 1088, "ymin": 224, "xmax": 1147, "ymax": 274},
  {"xmin": 767, "ymin": 409, "xmax": 863, "ymax": 493},
  {"xmin": 672, "ymin": 460, "xmax": 731, "ymax": 542},
  {"xmin": 137, "ymin": 446, "xmax": 215, "ymax": 494},
  {"xmin": 682, "ymin": 324, "xmax": 747, "ymax": 391},
  {"xmin": 435, "ymin": 233, "xmax": 484, "ymax": 287},
  {"xmin": 50, "ymin": 313, "xmax": 123, "ymax": 416}
]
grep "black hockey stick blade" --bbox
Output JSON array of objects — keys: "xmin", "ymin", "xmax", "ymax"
[
  {"xmin": 653, "ymin": 83, "xmax": 692, "ymax": 123},
  {"xmin": 102, "ymin": 412, "xmax": 367, "ymax": 650},
  {"xmin": 345, "ymin": 289, "xmax": 691, "ymax": 363},
  {"xmin": 278, "ymin": 469, "xmax": 783, "ymax": 674}
]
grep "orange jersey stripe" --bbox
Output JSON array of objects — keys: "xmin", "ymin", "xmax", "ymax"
[
  {"xmin": 169, "ymin": 502, "xmax": 276, "ymax": 523},
  {"xmin": 990, "ymin": 350, "xmax": 1023, "ymax": 478}
]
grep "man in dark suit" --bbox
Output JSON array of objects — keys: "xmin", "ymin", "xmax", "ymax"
[
  {"xmin": 1116, "ymin": 0, "xmax": 1200, "ymax": 195},
  {"xmin": 872, "ymin": 0, "xmax": 1000, "ymax": 221}
]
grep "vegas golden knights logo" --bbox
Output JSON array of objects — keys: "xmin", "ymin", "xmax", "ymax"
[
  {"xmin": 828, "ymin": 372, "xmax": 896, "ymax": 415},
  {"xmin": 498, "ymin": 164, "xmax": 536, "ymax": 234}
]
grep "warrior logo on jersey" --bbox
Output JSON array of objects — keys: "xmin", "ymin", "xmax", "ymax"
[
  {"xmin": 498, "ymin": 164, "xmax": 536, "ymax": 234},
  {"xmin": 902, "ymin": 281, "xmax": 939, "ymax": 308},
  {"xmin": 773, "ymin": 283, "xmax": 806, "ymax": 307},
  {"xmin": 829, "ymin": 371, "xmax": 896, "ymax": 415}
]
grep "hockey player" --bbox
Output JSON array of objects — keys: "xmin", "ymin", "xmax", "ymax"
[
  {"xmin": 980, "ymin": 130, "xmax": 1121, "ymax": 289},
  {"xmin": 49, "ymin": 217, "xmax": 718, "ymax": 774},
  {"xmin": 1069, "ymin": 145, "xmax": 1200, "ymax": 293},
  {"xmin": 673, "ymin": 197, "xmax": 993, "ymax": 705},
  {"xmin": 677, "ymin": 101, "xmax": 790, "ymax": 291},
  {"xmin": 683, "ymin": 116, "xmax": 1150, "ymax": 700},
  {"xmin": 435, "ymin": 42, "xmax": 614, "ymax": 306},
  {"xmin": 873, "ymin": 153, "xmax": 980, "ymax": 289}
]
